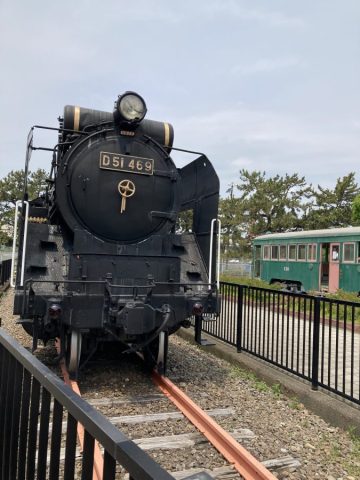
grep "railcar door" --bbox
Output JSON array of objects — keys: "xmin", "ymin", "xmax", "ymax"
[
  {"xmin": 328, "ymin": 243, "xmax": 340, "ymax": 293},
  {"xmin": 254, "ymin": 245, "xmax": 261, "ymax": 277}
]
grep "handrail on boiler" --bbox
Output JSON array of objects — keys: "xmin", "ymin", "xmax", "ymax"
[
  {"xmin": 208, "ymin": 218, "xmax": 221, "ymax": 290},
  {"xmin": 10, "ymin": 200, "xmax": 29, "ymax": 287}
]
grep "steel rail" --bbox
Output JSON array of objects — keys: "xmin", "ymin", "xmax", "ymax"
[
  {"xmin": 55, "ymin": 339, "xmax": 104, "ymax": 480},
  {"xmin": 152, "ymin": 371, "xmax": 277, "ymax": 480}
]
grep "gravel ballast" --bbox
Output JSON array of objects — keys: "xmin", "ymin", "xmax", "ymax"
[{"xmin": 1, "ymin": 288, "xmax": 360, "ymax": 479}]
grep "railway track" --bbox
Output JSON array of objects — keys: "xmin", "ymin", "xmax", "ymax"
[
  {"xmin": 54, "ymin": 340, "xmax": 300, "ymax": 480},
  {"xmin": 2, "ymin": 288, "xmax": 359, "ymax": 480}
]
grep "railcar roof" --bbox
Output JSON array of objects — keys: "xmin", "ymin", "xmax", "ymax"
[{"xmin": 254, "ymin": 227, "xmax": 360, "ymax": 241}]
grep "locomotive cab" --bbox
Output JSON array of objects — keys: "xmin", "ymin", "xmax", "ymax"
[{"xmin": 13, "ymin": 92, "xmax": 221, "ymax": 377}]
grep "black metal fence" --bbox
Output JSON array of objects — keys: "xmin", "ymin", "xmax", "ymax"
[
  {"xmin": 0, "ymin": 258, "xmax": 11, "ymax": 286},
  {"xmin": 0, "ymin": 329, "xmax": 179, "ymax": 480},
  {"xmin": 201, "ymin": 282, "xmax": 360, "ymax": 406}
]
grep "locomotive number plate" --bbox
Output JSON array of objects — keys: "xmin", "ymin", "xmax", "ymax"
[{"xmin": 99, "ymin": 151, "xmax": 154, "ymax": 175}]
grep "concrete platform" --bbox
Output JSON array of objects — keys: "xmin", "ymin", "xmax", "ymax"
[{"xmin": 177, "ymin": 328, "xmax": 360, "ymax": 435}]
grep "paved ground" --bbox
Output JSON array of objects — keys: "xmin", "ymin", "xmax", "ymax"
[
  {"xmin": 179, "ymin": 327, "xmax": 360, "ymax": 436},
  {"xmin": 203, "ymin": 298, "xmax": 360, "ymax": 404}
]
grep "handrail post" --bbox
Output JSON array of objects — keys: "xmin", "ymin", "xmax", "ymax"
[
  {"xmin": 208, "ymin": 218, "xmax": 221, "ymax": 290},
  {"xmin": 20, "ymin": 200, "xmax": 30, "ymax": 287},
  {"xmin": 311, "ymin": 296, "xmax": 321, "ymax": 390},
  {"xmin": 236, "ymin": 285, "xmax": 244, "ymax": 353},
  {"xmin": 215, "ymin": 219, "xmax": 221, "ymax": 290},
  {"xmin": 10, "ymin": 200, "xmax": 21, "ymax": 288},
  {"xmin": 208, "ymin": 220, "xmax": 215, "ymax": 289}
]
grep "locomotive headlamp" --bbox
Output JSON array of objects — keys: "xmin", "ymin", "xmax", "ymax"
[{"xmin": 114, "ymin": 91, "xmax": 147, "ymax": 125}]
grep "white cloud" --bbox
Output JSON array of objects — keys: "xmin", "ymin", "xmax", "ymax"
[
  {"xmin": 172, "ymin": 106, "xmax": 360, "ymax": 194},
  {"xmin": 175, "ymin": 106, "xmax": 358, "ymax": 153},
  {"xmin": 231, "ymin": 157, "xmax": 253, "ymax": 167},
  {"xmin": 203, "ymin": 1, "xmax": 305, "ymax": 28},
  {"xmin": 232, "ymin": 57, "xmax": 306, "ymax": 76},
  {"xmin": 0, "ymin": 0, "xmax": 358, "ymax": 198}
]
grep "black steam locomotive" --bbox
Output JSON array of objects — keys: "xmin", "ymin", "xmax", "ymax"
[{"xmin": 12, "ymin": 92, "xmax": 220, "ymax": 376}]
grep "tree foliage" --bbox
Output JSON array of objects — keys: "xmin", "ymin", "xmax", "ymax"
[
  {"xmin": 352, "ymin": 194, "xmax": 360, "ymax": 225},
  {"xmin": 236, "ymin": 169, "xmax": 311, "ymax": 236},
  {"xmin": 219, "ymin": 184, "xmax": 246, "ymax": 259},
  {"xmin": 304, "ymin": 173, "xmax": 360, "ymax": 229},
  {"xmin": 219, "ymin": 170, "xmax": 359, "ymax": 259},
  {"xmin": 1, "ymin": 166, "xmax": 358, "ymax": 257},
  {"xmin": 0, "ymin": 169, "xmax": 48, "ymax": 244}
]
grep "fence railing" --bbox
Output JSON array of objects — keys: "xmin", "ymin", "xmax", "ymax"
[
  {"xmin": 0, "ymin": 328, "xmax": 181, "ymax": 480},
  {"xmin": 219, "ymin": 262, "xmax": 252, "ymax": 278},
  {"xmin": 0, "ymin": 258, "xmax": 11, "ymax": 287},
  {"xmin": 201, "ymin": 282, "xmax": 360, "ymax": 405}
]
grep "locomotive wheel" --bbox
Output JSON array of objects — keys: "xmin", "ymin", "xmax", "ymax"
[
  {"xmin": 143, "ymin": 331, "xmax": 168, "ymax": 374},
  {"xmin": 65, "ymin": 329, "xmax": 82, "ymax": 377}
]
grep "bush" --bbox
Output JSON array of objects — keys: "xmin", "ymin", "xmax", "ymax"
[{"xmin": 220, "ymin": 275, "xmax": 281, "ymax": 290}]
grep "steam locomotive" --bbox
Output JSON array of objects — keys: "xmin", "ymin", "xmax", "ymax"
[{"xmin": 12, "ymin": 92, "xmax": 220, "ymax": 376}]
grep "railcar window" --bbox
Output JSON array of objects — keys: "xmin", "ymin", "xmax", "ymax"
[
  {"xmin": 343, "ymin": 243, "xmax": 355, "ymax": 263},
  {"xmin": 331, "ymin": 244, "xmax": 339, "ymax": 261},
  {"xmin": 307, "ymin": 243, "xmax": 317, "ymax": 261},
  {"xmin": 279, "ymin": 245, "xmax": 287, "ymax": 260},
  {"xmin": 288, "ymin": 244, "xmax": 296, "ymax": 261},
  {"xmin": 263, "ymin": 245, "xmax": 270, "ymax": 259},
  {"xmin": 297, "ymin": 244, "xmax": 306, "ymax": 261},
  {"xmin": 271, "ymin": 245, "xmax": 279, "ymax": 260}
]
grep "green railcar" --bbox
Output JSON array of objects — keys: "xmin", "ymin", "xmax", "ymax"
[{"xmin": 253, "ymin": 227, "xmax": 360, "ymax": 293}]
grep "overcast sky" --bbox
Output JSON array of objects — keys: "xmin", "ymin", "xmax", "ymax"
[{"xmin": 0, "ymin": 1, "xmax": 359, "ymax": 196}]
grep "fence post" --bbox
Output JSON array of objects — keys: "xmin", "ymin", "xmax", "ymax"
[
  {"xmin": 236, "ymin": 285, "xmax": 244, "ymax": 353},
  {"xmin": 311, "ymin": 296, "xmax": 321, "ymax": 390},
  {"xmin": 0, "ymin": 259, "xmax": 12, "ymax": 286}
]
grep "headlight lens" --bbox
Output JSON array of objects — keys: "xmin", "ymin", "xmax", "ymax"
[{"xmin": 117, "ymin": 92, "xmax": 147, "ymax": 123}]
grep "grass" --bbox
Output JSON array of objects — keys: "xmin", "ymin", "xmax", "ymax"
[
  {"xmin": 271, "ymin": 383, "xmax": 282, "ymax": 398},
  {"xmin": 339, "ymin": 427, "xmax": 360, "ymax": 477},
  {"xmin": 288, "ymin": 396, "xmax": 302, "ymax": 410},
  {"xmin": 321, "ymin": 289, "xmax": 360, "ymax": 304},
  {"xmin": 229, "ymin": 364, "xmax": 283, "ymax": 397},
  {"xmin": 220, "ymin": 275, "xmax": 360, "ymax": 325},
  {"xmin": 229, "ymin": 365, "xmax": 306, "ymax": 413},
  {"xmin": 221, "ymin": 275, "xmax": 360, "ymax": 302},
  {"xmin": 316, "ymin": 427, "xmax": 360, "ymax": 477},
  {"xmin": 220, "ymin": 275, "xmax": 281, "ymax": 290}
]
